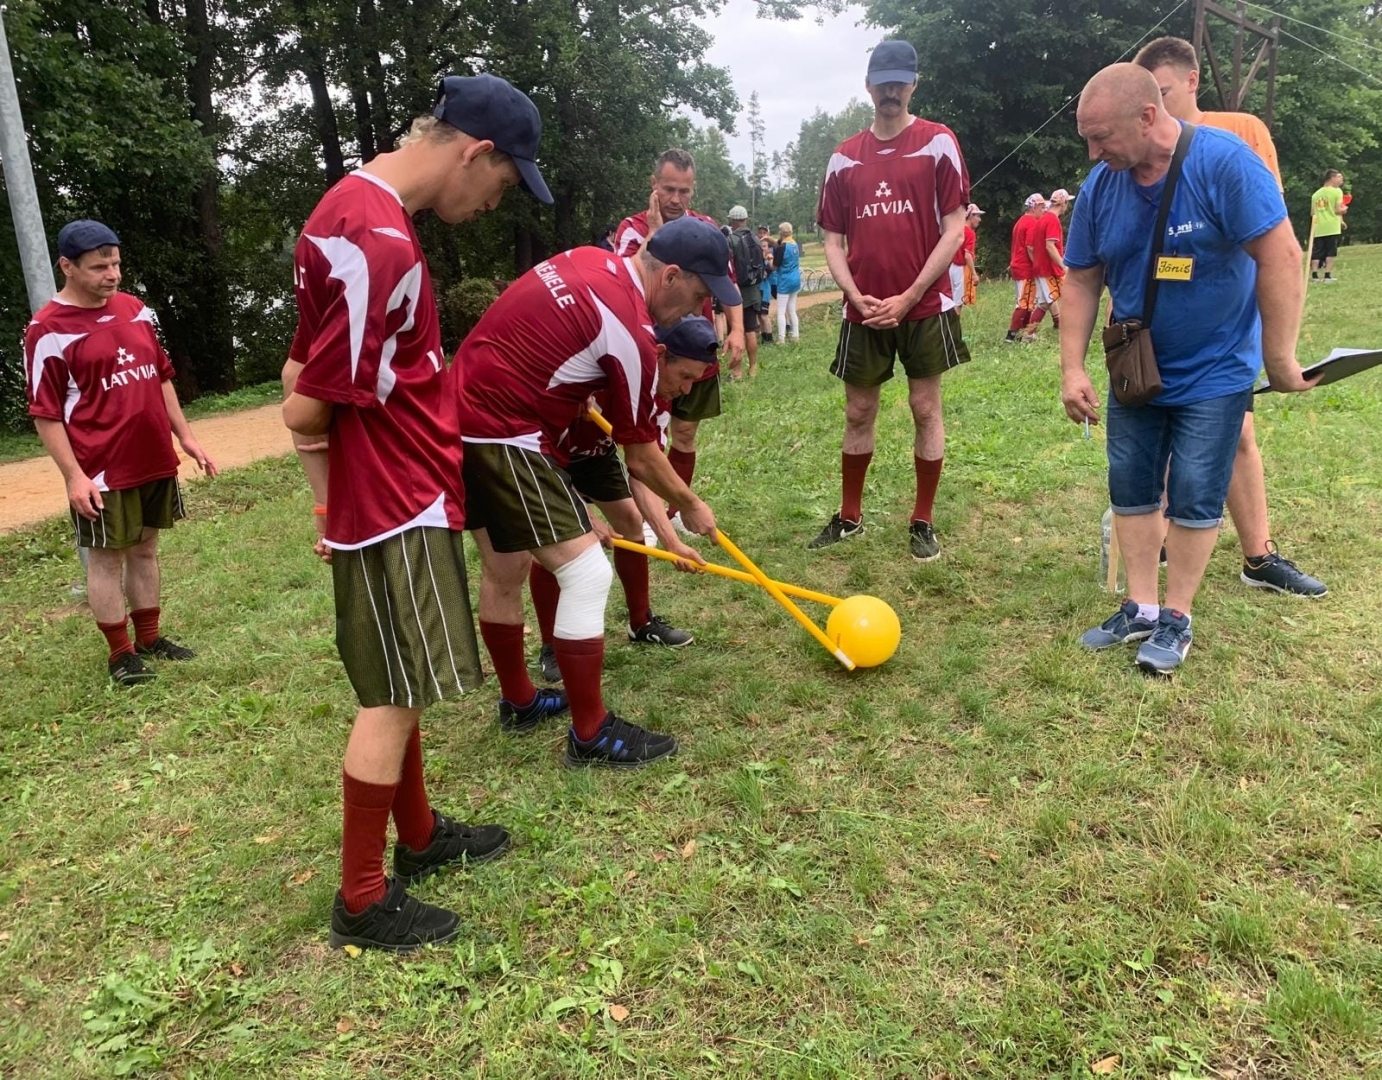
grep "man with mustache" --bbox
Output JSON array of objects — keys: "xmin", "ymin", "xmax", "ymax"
[
  {"xmin": 1060, "ymin": 64, "xmax": 1316, "ymax": 675},
  {"xmin": 812, "ymin": 39, "xmax": 971, "ymax": 562}
]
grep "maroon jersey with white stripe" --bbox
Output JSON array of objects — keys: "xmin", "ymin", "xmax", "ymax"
[
  {"xmin": 25, "ymin": 292, "xmax": 180, "ymax": 492},
  {"xmin": 816, "ymin": 118, "xmax": 970, "ymax": 323},
  {"xmin": 455, "ymin": 248, "xmax": 661, "ymax": 456},
  {"xmin": 289, "ymin": 171, "xmax": 464, "ymax": 549}
]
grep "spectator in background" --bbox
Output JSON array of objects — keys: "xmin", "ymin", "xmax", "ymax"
[
  {"xmin": 774, "ymin": 221, "xmax": 802, "ymax": 343},
  {"xmin": 727, "ymin": 205, "xmax": 765, "ymax": 376},
  {"xmin": 962, "ymin": 204, "xmax": 983, "ymax": 307},
  {"xmin": 760, "ymin": 233, "xmax": 776, "ymax": 342},
  {"xmin": 594, "ymin": 222, "xmax": 616, "ymax": 252},
  {"xmin": 1006, "ymin": 193, "xmax": 1045, "ymax": 342},
  {"xmin": 1310, "ymin": 169, "xmax": 1347, "ymax": 283},
  {"xmin": 1022, "ymin": 188, "xmax": 1070, "ymax": 341}
]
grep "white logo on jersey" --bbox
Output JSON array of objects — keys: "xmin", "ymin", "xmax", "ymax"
[
  {"xmin": 876, "ymin": 148, "xmax": 896, "ymax": 156},
  {"xmin": 857, "ymin": 195, "xmax": 915, "ymax": 219},
  {"xmin": 97, "ymin": 315, "xmax": 115, "ymax": 323},
  {"xmin": 101, "ymin": 364, "xmax": 159, "ymax": 392},
  {"xmin": 116, "ymin": 347, "xmax": 135, "ymax": 367},
  {"xmin": 875, "ymin": 181, "xmax": 892, "ymax": 198},
  {"xmin": 371, "ymin": 227, "xmax": 411, "ymax": 242}
]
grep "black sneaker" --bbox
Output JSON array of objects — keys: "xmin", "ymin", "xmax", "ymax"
[
  {"xmin": 136, "ymin": 636, "xmax": 196, "ymax": 661},
  {"xmin": 564, "ymin": 712, "xmax": 678, "ymax": 770},
  {"xmin": 629, "ymin": 613, "xmax": 694, "ymax": 648},
  {"xmin": 498, "ymin": 687, "xmax": 569, "ymax": 735},
  {"xmin": 808, "ymin": 513, "xmax": 864, "ymax": 550},
  {"xmin": 393, "ymin": 811, "xmax": 510, "ymax": 885},
  {"xmin": 909, "ymin": 520, "xmax": 941, "ymax": 562},
  {"xmin": 328, "ymin": 877, "xmax": 460, "ymax": 954},
  {"xmin": 109, "ymin": 652, "xmax": 157, "ymax": 686},
  {"xmin": 536, "ymin": 643, "xmax": 562, "ymax": 683},
  {"xmin": 1241, "ymin": 543, "xmax": 1327, "ymax": 598}
]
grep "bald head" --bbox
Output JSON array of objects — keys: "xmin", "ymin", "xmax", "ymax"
[
  {"xmin": 1076, "ymin": 62, "xmax": 1176, "ymax": 174},
  {"xmin": 1080, "ymin": 63, "xmax": 1162, "ymax": 119}
]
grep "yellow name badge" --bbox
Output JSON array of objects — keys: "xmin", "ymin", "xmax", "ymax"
[{"xmin": 1155, "ymin": 256, "xmax": 1194, "ymax": 281}]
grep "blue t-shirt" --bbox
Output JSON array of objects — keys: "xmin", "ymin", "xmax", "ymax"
[{"xmin": 1064, "ymin": 124, "xmax": 1286, "ymax": 406}]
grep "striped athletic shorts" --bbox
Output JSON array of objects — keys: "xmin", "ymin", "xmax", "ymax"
[
  {"xmin": 331, "ymin": 526, "xmax": 483, "ymax": 710},
  {"xmin": 830, "ymin": 310, "xmax": 971, "ymax": 387},
  {"xmin": 462, "ymin": 440, "xmax": 592, "ymax": 554},
  {"xmin": 72, "ymin": 477, "xmax": 184, "ymax": 549}
]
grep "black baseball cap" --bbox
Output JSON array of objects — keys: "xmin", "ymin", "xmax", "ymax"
[
  {"xmin": 867, "ymin": 40, "xmax": 918, "ymax": 86},
  {"xmin": 58, "ymin": 219, "xmax": 121, "ymax": 260},
  {"xmin": 646, "ymin": 217, "xmax": 741, "ymax": 309},
  {"xmin": 433, "ymin": 75, "xmax": 553, "ymax": 204},
  {"xmin": 655, "ymin": 316, "xmax": 719, "ymax": 364}
]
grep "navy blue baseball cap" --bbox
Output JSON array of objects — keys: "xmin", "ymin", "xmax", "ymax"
[
  {"xmin": 433, "ymin": 74, "xmax": 553, "ymax": 205},
  {"xmin": 655, "ymin": 316, "xmax": 719, "ymax": 364},
  {"xmin": 646, "ymin": 217, "xmax": 741, "ymax": 309},
  {"xmin": 58, "ymin": 219, "xmax": 121, "ymax": 260},
  {"xmin": 867, "ymin": 40, "xmax": 918, "ymax": 86}
]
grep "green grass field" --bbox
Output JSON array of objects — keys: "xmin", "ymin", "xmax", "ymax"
[{"xmin": 2, "ymin": 248, "xmax": 1380, "ymax": 1078}]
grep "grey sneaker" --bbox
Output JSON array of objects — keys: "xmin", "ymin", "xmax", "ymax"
[
  {"xmin": 536, "ymin": 643, "xmax": 562, "ymax": 683},
  {"xmin": 908, "ymin": 520, "xmax": 941, "ymax": 562},
  {"xmin": 1080, "ymin": 599, "xmax": 1157, "ymax": 650},
  {"xmin": 1136, "ymin": 609, "xmax": 1193, "ymax": 675},
  {"xmin": 808, "ymin": 513, "xmax": 863, "ymax": 550},
  {"xmin": 1241, "ymin": 543, "xmax": 1327, "ymax": 598}
]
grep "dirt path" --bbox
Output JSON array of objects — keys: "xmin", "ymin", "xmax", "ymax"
[{"xmin": 0, "ymin": 290, "xmax": 843, "ymax": 534}]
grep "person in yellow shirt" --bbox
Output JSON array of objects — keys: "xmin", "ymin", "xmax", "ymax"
[
  {"xmin": 1309, "ymin": 169, "xmax": 1347, "ymax": 282},
  {"xmin": 1131, "ymin": 36, "xmax": 1327, "ymax": 599}
]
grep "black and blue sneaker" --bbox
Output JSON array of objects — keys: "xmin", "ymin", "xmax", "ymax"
[
  {"xmin": 1080, "ymin": 599, "xmax": 1157, "ymax": 650},
  {"xmin": 1135, "ymin": 608, "xmax": 1193, "ymax": 675},
  {"xmin": 1241, "ymin": 542, "xmax": 1327, "ymax": 598},
  {"xmin": 564, "ymin": 712, "xmax": 678, "ymax": 770},
  {"xmin": 393, "ymin": 811, "xmax": 510, "ymax": 884},
  {"xmin": 498, "ymin": 687, "xmax": 569, "ymax": 735}
]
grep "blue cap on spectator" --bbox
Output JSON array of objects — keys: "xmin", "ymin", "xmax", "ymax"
[
  {"xmin": 655, "ymin": 316, "xmax": 719, "ymax": 364},
  {"xmin": 58, "ymin": 220, "xmax": 121, "ymax": 260},
  {"xmin": 433, "ymin": 75, "xmax": 553, "ymax": 204},
  {"xmin": 867, "ymin": 40, "xmax": 918, "ymax": 86},
  {"xmin": 646, "ymin": 217, "xmax": 741, "ymax": 309}
]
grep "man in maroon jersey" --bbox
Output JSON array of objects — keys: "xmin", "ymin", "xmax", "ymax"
[
  {"xmin": 811, "ymin": 40, "xmax": 972, "ymax": 562},
  {"xmin": 25, "ymin": 220, "xmax": 219, "ymax": 687},
  {"xmin": 282, "ymin": 74, "xmax": 549, "ymax": 953},
  {"xmin": 457, "ymin": 216, "xmax": 737, "ymax": 770},
  {"xmin": 614, "ymin": 148, "xmax": 744, "ymax": 520}
]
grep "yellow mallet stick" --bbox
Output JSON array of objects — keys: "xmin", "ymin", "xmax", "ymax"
[
  {"xmin": 588, "ymin": 407, "xmax": 614, "ymax": 434},
  {"xmin": 611, "ymin": 538, "xmax": 842, "ymax": 607},
  {"xmin": 713, "ymin": 528, "xmax": 855, "ymax": 671}
]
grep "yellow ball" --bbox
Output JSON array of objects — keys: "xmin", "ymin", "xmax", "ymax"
[{"xmin": 826, "ymin": 595, "xmax": 901, "ymax": 669}]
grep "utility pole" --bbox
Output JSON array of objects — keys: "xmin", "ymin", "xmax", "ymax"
[
  {"xmin": 1192, "ymin": 0, "xmax": 1282, "ymax": 129},
  {"xmin": 0, "ymin": 5, "xmax": 55, "ymax": 313}
]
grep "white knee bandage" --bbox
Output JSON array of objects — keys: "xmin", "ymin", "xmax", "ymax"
[{"xmin": 552, "ymin": 544, "xmax": 612, "ymax": 639}]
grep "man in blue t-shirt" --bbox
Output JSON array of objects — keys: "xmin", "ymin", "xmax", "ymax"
[{"xmin": 1058, "ymin": 64, "xmax": 1317, "ymax": 675}]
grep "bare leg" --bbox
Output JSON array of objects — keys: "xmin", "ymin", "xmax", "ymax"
[
  {"xmin": 85, "ymin": 546, "xmax": 127, "ymax": 625},
  {"xmin": 1114, "ymin": 512, "xmax": 1164, "ymax": 608},
  {"xmin": 669, "ymin": 418, "xmax": 698, "ymax": 455},
  {"xmin": 123, "ymin": 527, "xmax": 161, "ymax": 611},
  {"xmin": 907, "ymin": 375, "xmax": 944, "ymax": 460},
  {"xmin": 746, "ymin": 331, "xmax": 759, "ymax": 377},
  {"xmin": 343, "ymin": 705, "xmax": 421, "ymax": 784},
  {"xmin": 1164, "ymin": 523, "xmax": 1220, "ymax": 614},
  {"xmin": 1224, "ymin": 412, "xmax": 1270, "ymax": 560},
  {"xmin": 843, "ymin": 383, "xmax": 881, "ymax": 455}
]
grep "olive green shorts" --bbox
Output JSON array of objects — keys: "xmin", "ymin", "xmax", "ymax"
[
  {"xmin": 565, "ymin": 444, "xmax": 633, "ymax": 505},
  {"xmin": 72, "ymin": 477, "xmax": 184, "ymax": 549},
  {"xmin": 462, "ymin": 441, "xmax": 592, "ymax": 554},
  {"xmin": 331, "ymin": 526, "xmax": 483, "ymax": 710},
  {"xmin": 830, "ymin": 310, "xmax": 970, "ymax": 387},
  {"xmin": 670, "ymin": 373, "xmax": 722, "ymax": 422}
]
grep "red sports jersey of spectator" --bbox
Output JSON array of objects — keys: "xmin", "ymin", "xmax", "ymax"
[
  {"xmin": 455, "ymin": 247, "xmax": 662, "ymax": 457},
  {"xmin": 288, "ymin": 171, "xmax": 464, "ymax": 549},
  {"xmin": 1009, "ymin": 215, "xmax": 1038, "ymax": 279},
  {"xmin": 25, "ymin": 291, "xmax": 180, "ymax": 492},
  {"xmin": 953, "ymin": 223, "xmax": 976, "ymax": 267},
  {"xmin": 816, "ymin": 117, "xmax": 970, "ymax": 324},
  {"xmin": 1031, "ymin": 210, "xmax": 1065, "ymax": 278}
]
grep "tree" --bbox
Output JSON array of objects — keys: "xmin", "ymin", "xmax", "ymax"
[{"xmin": 747, "ymin": 91, "xmax": 767, "ymax": 218}]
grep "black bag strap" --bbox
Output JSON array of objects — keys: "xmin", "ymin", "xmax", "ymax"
[{"xmin": 1141, "ymin": 121, "xmax": 1197, "ymax": 325}]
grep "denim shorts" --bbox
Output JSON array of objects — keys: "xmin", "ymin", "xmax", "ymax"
[{"xmin": 1106, "ymin": 388, "xmax": 1251, "ymax": 528}]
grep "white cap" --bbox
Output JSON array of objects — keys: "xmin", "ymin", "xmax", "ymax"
[
  {"xmin": 966, "ymin": 203, "xmax": 985, "ymax": 216},
  {"xmin": 1025, "ymin": 193, "xmax": 1047, "ymax": 209},
  {"xmin": 1049, "ymin": 188, "xmax": 1072, "ymax": 203},
  {"xmin": 728, "ymin": 205, "xmax": 748, "ymax": 221}
]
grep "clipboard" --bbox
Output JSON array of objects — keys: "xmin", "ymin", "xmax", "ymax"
[{"xmin": 1254, "ymin": 348, "xmax": 1382, "ymax": 394}]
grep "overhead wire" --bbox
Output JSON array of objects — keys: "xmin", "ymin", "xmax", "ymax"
[
  {"xmin": 1241, "ymin": 1, "xmax": 1382, "ymax": 57},
  {"xmin": 1275, "ymin": 26, "xmax": 1382, "ymax": 84},
  {"xmin": 971, "ymin": 0, "xmax": 1191, "ymax": 190}
]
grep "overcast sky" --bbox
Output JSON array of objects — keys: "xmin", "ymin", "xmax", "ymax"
[{"xmin": 690, "ymin": 1, "xmax": 881, "ymax": 171}]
